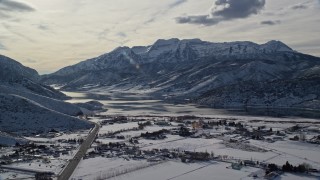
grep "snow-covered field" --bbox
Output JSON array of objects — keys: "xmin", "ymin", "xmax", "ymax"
[
  {"xmin": 0, "ymin": 171, "xmax": 34, "ymax": 180},
  {"xmin": 24, "ymin": 130, "xmax": 89, "ymax": 142},
  {"xmin": 250, "ymin": 140, "xmax": 320, "ymax": 168},
  {"xmin": 5, "ymin": 158, "xmax": 66, "ymax": 174},
  {"xmin": 71, "ymin": 157, "xmax": 152, "ymax": 180},
  {"xmin": 121, "ymin": 126, "xmax": 174, "ymax": 137},
  {"xmin": 99, "ymin": 122, "xmax": 139, "ymax": 134},
  {"xmin": 276, "ymin": 173, "xmax": 320, "ymax": 180},
  {"xmin": 107, "ymin": 161, "xmax": 260, "ymax": 180}
]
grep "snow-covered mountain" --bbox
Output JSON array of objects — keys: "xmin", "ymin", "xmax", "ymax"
[
  {"xmin": 41, "ymin": 38, "xmax": 320, "ymax": 108},
  {"xmin": 0, "ymin": 55, "xmax": 94, "ymax": 139},
  {"xmin": 0, "ymin": 93, "xmax": 91, "ymax": 135},
  {"xmin": 195, "ymin": 76, "xmax": 320, "ymax": 108},
  {"xmin": 0, "ymin": 55, "xmax": 68, "ymax": 100},
  {"xmin": 0, "ymin": 131, "xmax": 28, "ymax": 146},
  {"xmin": 0, "ymin": 55, "xmax": 39, "ymax": 82}
]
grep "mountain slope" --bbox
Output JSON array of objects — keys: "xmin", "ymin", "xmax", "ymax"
[
  {"xmin": 0, "ymin": 55, "xmax": 94, "ymax": 138},
  {"xmin": 0, "ymin": 131, "xmax": 28, "ymax": 146},
  {"xmin": 0, "ymin": 55, "xmax": 68, "ymax": 100},
  {"xmin": 0, "ymin": 85, "xmax": 82, "ymax": 116},
  {"xmin": 195, "ymin": 76, "xmax": 320, "ymax": 108},
  {"xmin": 0, "ymin": 93, "xmax": 92, "ymax": 135},
  {"xmin": 0, "ymin": 55, "xmax": 39, "ymax": 82}
]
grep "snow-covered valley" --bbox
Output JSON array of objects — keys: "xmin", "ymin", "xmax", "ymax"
[
  {"xmin": 1, "ymin": 88, "xmax": 320, "ymax": 180},
  {"xmin": 1, "ymin": 38, "xmax": 320, "ymax": 180}
]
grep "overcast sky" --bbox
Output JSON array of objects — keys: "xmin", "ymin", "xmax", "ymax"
[{"xmin": 0, "ymin": 0, "xmax": 319, "ymax": 74}]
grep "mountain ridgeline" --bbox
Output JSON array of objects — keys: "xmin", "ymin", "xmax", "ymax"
[
  {"xmin": 0, "ymin": 55, "xmax": 67, "ymax": 100},
  {"xmin": 0, "ymin": 55, "xmax": 93, "ymax": 138},
  {"xmin": 41, "ymin": 38, "xmax": 320, "ymax": 109}
]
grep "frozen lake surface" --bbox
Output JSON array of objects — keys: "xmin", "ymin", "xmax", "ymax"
[{"xmin": 63, "ymin": 91, "xmax": 320, "ymax": 119}]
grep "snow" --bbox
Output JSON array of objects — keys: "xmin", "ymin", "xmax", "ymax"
[
  {"xmin": 0, "ymin": 93, "xmax": 93, "ymax": 135},
  {"xmin": 0, "ymin": 85, "xmax": 89, "ymax": 115},
  {"xmin": 107, "ymin": 161, "xmax": 260, "ymax": 180},
  {"xmin": 99, "ymin": 122, "xmax": 139, "ymax": 134},
  {"xmin": 116, "ymin": 125, "xmax": 175, "ymax": 139},
  {"xmin": 71, "ymin": 157, "xmax": 151, "ymax": 180},
  {"xmin": 0, "ymin": 132, "xmax": 28, "ymax": 146},
  {"xmin": 147, "ymin": 38, "xmax": 180, "ymax": 60},
  {"xmin": 24, "ymin": 131, "xmax": 89, "ymax": 142},
  {"xmin": 0, "ymin": 55, "xmax": 38, "ymax": 82},
  {"xmin": 250, "ymin": 140, "xmax": 320, "ymax": 168},
  {"xmin": 0, "ymin": 171, "xmax": 34, "ymax": 180},
  {"xmin": 275, "ymin": 173, "xmax": 319, "ymax": 180},
  {"xmin": 140, "ymin": 136, "xmax": 220, "ymax": 151},
  {"xmin": 139, "ymin": 136, "xmax": 277, "ymax": 162},
  {"xmin": 6, "ymin": 158, "xmax": 66, "ymax": 174}
]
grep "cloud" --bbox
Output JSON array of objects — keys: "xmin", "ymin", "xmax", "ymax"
[
  {"xmin": 116, "ymin": 32, "xmax": 127, "ymax": 38},
  {"xmin": 2, "ymin": 23, "xmax": 35, "ymax": 42},
  {"xmin": 176, "ymin": 0, "xmax": 265, "ymax": 26},
  {"xmin": 24, "ymin": 58, "xmax": 37, "ymax": 63},
  {"xmin": 0, "ymin": 11, "xmax": 9, "ymax": 18},
  {"xmin": 0, "ymin": 0, "xmax": 34, "ymax": 12},
  {"xmin": 0, "ymin": 0, "xmax": 34, "ymax": 19},
  {"xmin": 291, "ymin": 4, "xmax": 308, "ymax": 10},
  {"xmin": 38, "ymin": 24, "xmax": 48, "ymax": 30},
  {"xmin": 176, "ymin": 15, "xmax": 220, "ymax": 26},
  {"xmin": 0, "ymin": 42, "xmax": 7, "ymax": 50},
  {"xmin": 291, "ymin": 4, "xmax": 308, "ymax": 9},
  {"xmin": 169, "ymin": 0, "xmax": 187, "ymax": 9},
  {"xmin": 97, "ymin": 28, "xmax": 110, "ymax": 40},
  {"xmin": 144, "ymin": 0, "xmax": 188, "ymax": 25},
  {"xmin": 261, "ymin": 20, "xmax": 281, "ymax": 25}
]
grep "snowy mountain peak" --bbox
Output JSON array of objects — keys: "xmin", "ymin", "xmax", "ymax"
[
  {"xmin": 146, "ymin": 38, "xmax": 181, "ymax": 59},
  {"xmin": 261, "ymin": 40, "xmax": 293, "ymax": 52},
  {"xmin": 111, "ymin": 46, "xmax": 132, "ymax": 54},
  {"xmin": 0, "ymin": 54, "xmax": 39, "ymax": 82},
  {"xmin": 181, "ymin": 38, "xmax": 202, "ymax": 43},
  {"xmin": 153, "ymin": 38, "xmax": 180, "ymax": 46}
]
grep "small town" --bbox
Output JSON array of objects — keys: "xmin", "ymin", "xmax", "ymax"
[{"xmin": 1, "ymin": 114, "xmax": 320, "ymax": 179}]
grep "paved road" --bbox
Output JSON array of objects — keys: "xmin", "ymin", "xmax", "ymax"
[{"xmin": 58, "ymin": 123, "xmax": 99, "ymax": 180}]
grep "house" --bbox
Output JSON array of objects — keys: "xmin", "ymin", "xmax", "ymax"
[
  {"xmin": 116, "ymin": 135, "xmax": 125, "ymax": 139},
  {"xmin": 147, "ymin": 157, "xmax": 162, "ymax": 162},
  {"xmin": 53, "ymin": 153, "xmax": 60, "ymax": 158},
  {"xmin": 184, "ymin": 151, "xmax": 210, "ymax": 161},
  {"xmin": 231, "ymin": 162, "xmax": 242, "ymax": 170},
  {"xmin": 265, "ymin": 172, "xmax": 279, "ymax": 180},
  {"xmin": 155, "ymin": 121, "xmax": 171, "ymax": 126},
  {"xmin": 244, "ymin": 160, "xmax": 256, "ymax": 166},
  {"xmin": 61, "ymin": 150, "xmax": 69, "ymax": 155},
  {"xmin": 273, "ymin": 137, "xmax": 284, "ymax": 141}
]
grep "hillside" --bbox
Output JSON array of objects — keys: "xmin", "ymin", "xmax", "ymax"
[
  {"xmin": 0, "ymin": 55, "xmax": 94, "ymax": 139},
  {"xmin": 0, "ymin": 85, "xmax": 82, "ymax": 116},
  {"xmin": 194, "ymin": 76, "xmax": 320, "ymax": 109},
  {"xmin": 0, "ymin": 131, "xmax": 29, "ymax": 146},
  {"xmin": 0, "ymin": 93, "xmax": 92, "ymax": 135},
  {"xmin": 0, "ymin": 55, "xmax": 68, "ymax": 100}
]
